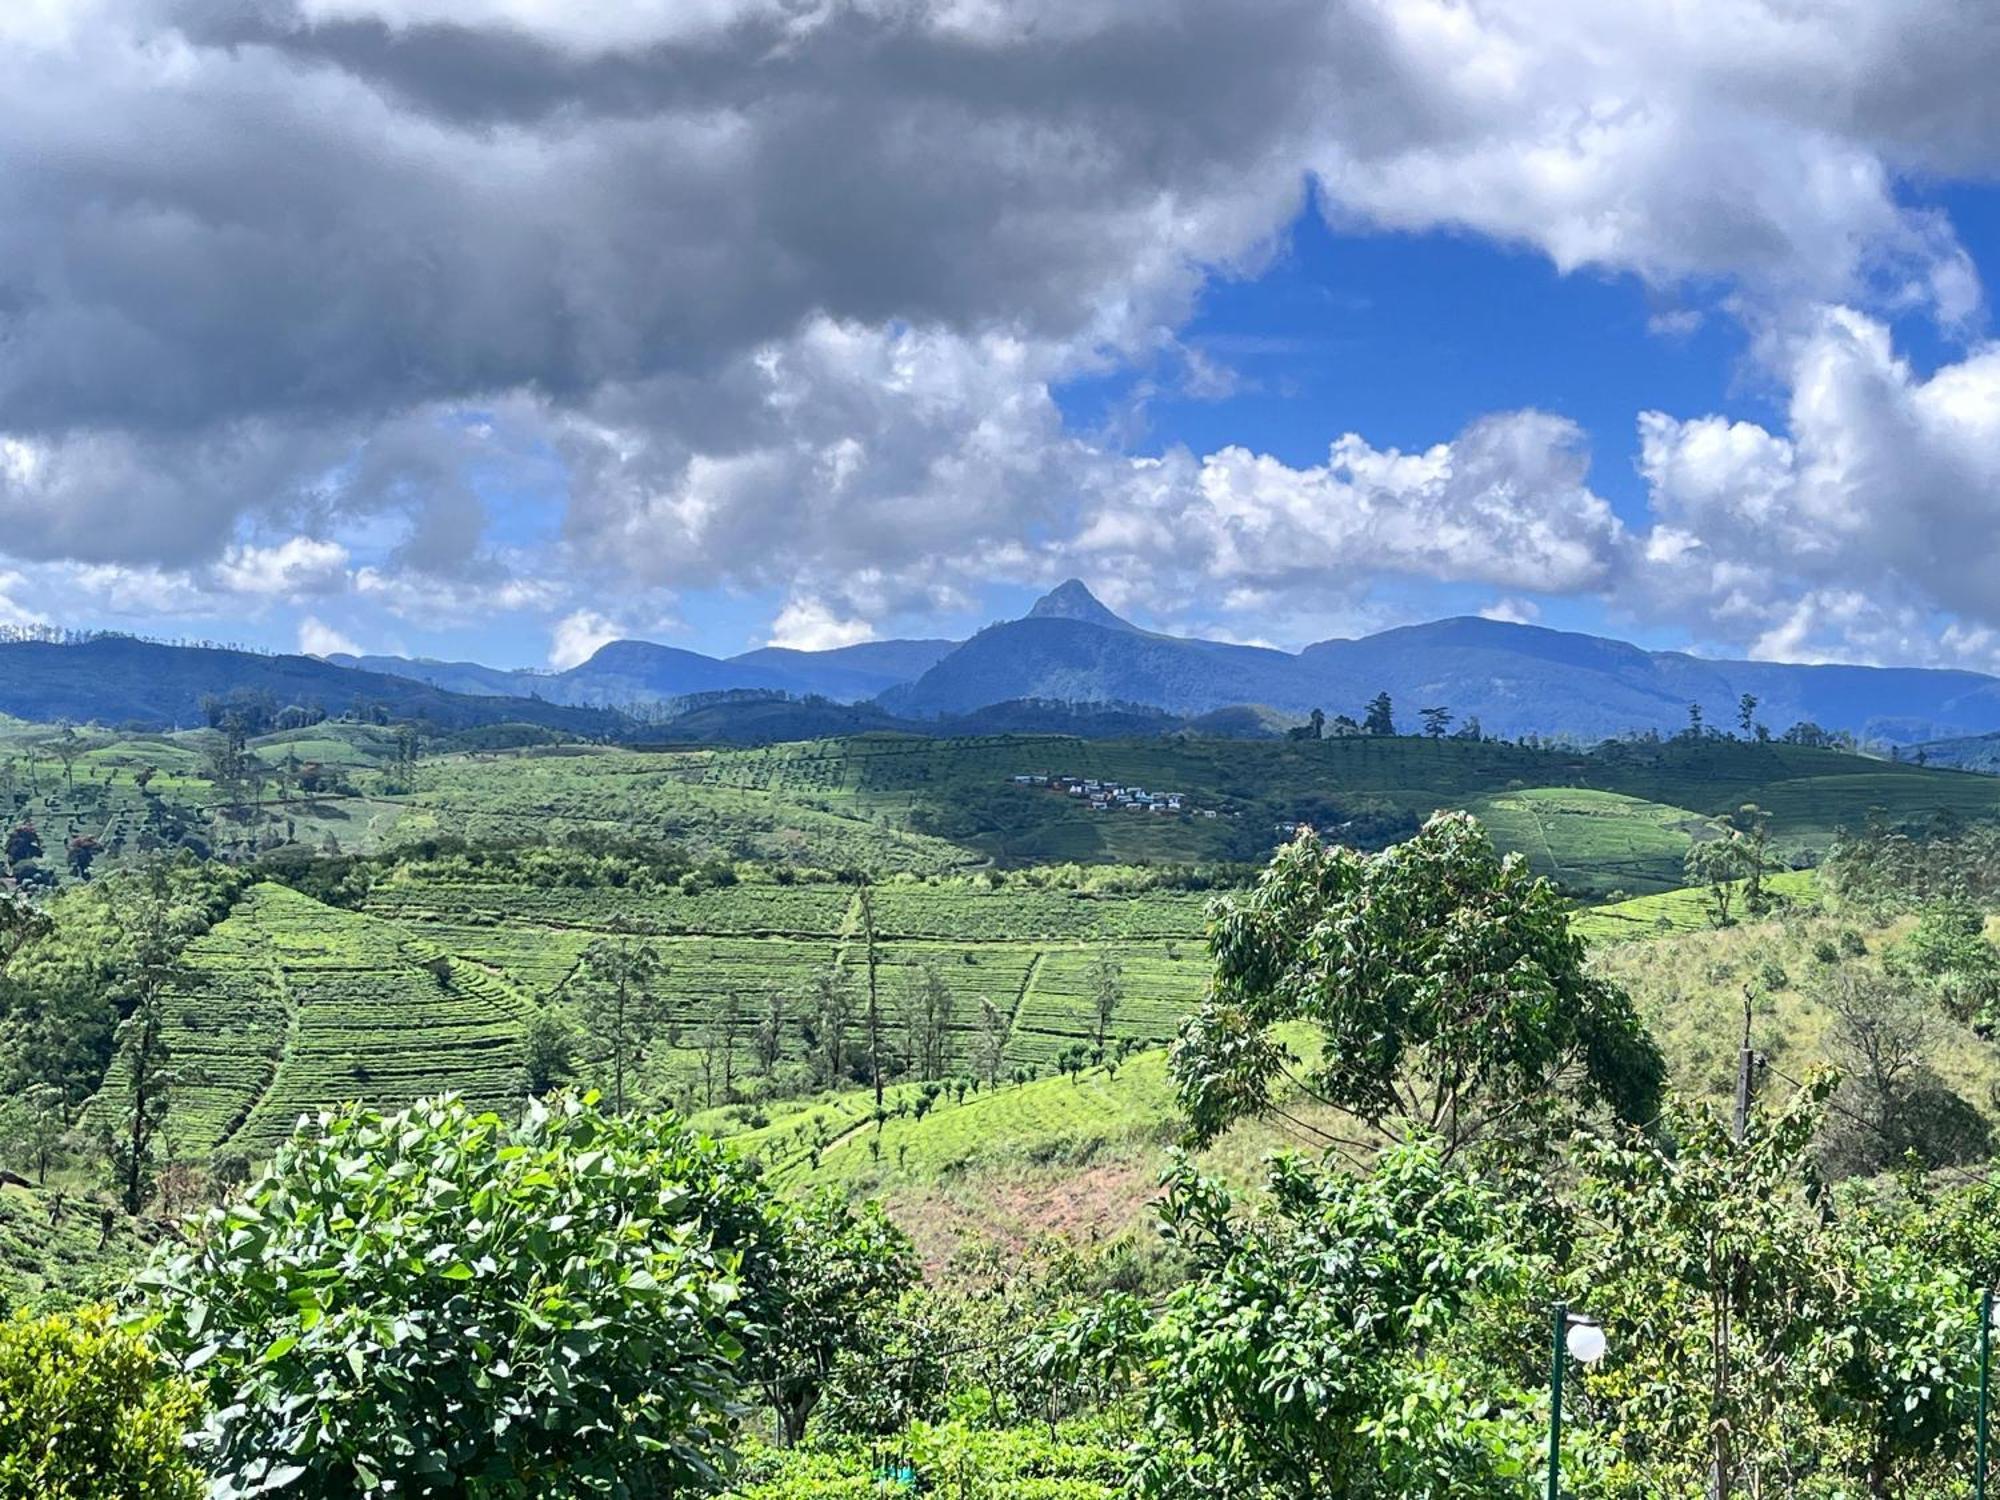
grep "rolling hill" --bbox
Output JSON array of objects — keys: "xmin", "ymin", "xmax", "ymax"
[{"xmin": 0, "ymin": 637, "xmax": 621, "ymax": 735}]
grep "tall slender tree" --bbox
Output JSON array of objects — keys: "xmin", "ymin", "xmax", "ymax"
[{"xmin": 576, "ymin": 922, "xmax": 665, "ymax": 1114}]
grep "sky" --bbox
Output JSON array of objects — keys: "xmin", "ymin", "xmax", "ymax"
[{"xmin": 6, "ymin": 1, "xmax": 2000, "ymax": 672}]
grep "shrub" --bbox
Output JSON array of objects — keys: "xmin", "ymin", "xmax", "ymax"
[
  {"xmin": 0, "ymin": 1303, "xmax": 204, "ymax": 1500},
  {"xmin": 137, "ymin": 1092, "xmax": 779, "ymax": 1498}
]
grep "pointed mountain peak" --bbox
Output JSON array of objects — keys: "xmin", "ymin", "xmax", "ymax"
[{"xmin": 1026, "ymin": 579, "xmax": 1135, "ymax": 631}]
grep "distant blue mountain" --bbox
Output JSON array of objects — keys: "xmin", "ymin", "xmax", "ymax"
[
  {"xmin": 884, "ymin": 585, "xmax": 2000, "ymax": 744},
  {"xmin": 335, "ymin": 636, "xmax": 960, "ymax": 709},
  {"xmin": 0, "ymin": 637, "xmax": 619, "ymax": 734},
  {"xmin": 71, "ymin": 582, "xmax": 2000, "ymax": 744}
]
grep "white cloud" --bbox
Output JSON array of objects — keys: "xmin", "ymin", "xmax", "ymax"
[
  {"xmin": 1480, "ymin": 597, "xmax": 1542, "ymax": 625},
  {"xmin": 767, "ymin": 597, "xmax": 879, "ymax": 652},
  {"xmin": 297, "ymin": 615, "xmax": 364, "ymax": 658},
  {"xmin": 213, "ymin": 537, "xmax": 350, "ymax": 599},
  {"xmin": 1627, "ymin": 305, "xmax": 2000, "ymax": 660},
  {"xmin": 7, "ymin": 0, "xmax": 2000, "ymax": 665},
  {"xmin": 547, "ymin": 609, "xmax": 627, "ymax": 671},
  {"xmin": 0, "ymin": 571, "xmax": 42, "ymax": 630}
]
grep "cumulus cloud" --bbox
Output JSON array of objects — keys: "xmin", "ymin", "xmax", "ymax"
[
  {"xmin": 1627, "ymin": 306, "xmax": 2000, "ymax": 661},
  {"xmin": 7, "ymin": 0, "xmax": 2000, "ymax": 659},
  {"xmin": 297, "ymin": 615, "xmax": 364, "ymax": 658},
  {"xmin": 767, "ymin": 597, "xmax": 879, "ymax": 652},
  {"xmin": 1062, "ymin": 411, "xmax": 1625, "ymax": 623},
  {"xmin": 547, "ymin": 609, "xmax": 627, "ymax": 671}
]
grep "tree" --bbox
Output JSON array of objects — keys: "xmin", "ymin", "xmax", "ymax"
[
  {"xmin": 1308, "ymin": 707, "xmax": 1325, "ymax": 740},
  {"xmin": 1363, "ymin": 691, "xmax": 1396, "ymax": 737},
  {"xmin": 756, "ymin": 989, "xmax": 787, "ymax": 1078},
  {"xmin": 1685, "ymin": 835, "xmax": 1746, "ymax": 927},
  {"xmin": 1579, "ymin": 1076, "xmax": 1845, "ymax": 1497},
  {"xmin": 1066, "ymin": 1137, "xmax": 1548, "ymax": 1499},
  {"xmin": 105, "ymin": 880, "xmax": 184, "ymax": 1213},
  {"xmin": 48, "ymin": 723, "xmax": 86, "ymax": 799},
  {"xmin": 1728, "ymin": 803, "xmax": 1774, "ymax": 912},
  {"xmin": 66, "ymin": 835, "xmax": 100, "ymax": 881},
  {"xmin": 1452, "ymin": 714, "xmax": 1483, "ymax": 742},
  {"xmin": 973, "ymin": 995, "xmax": 1010, "ymax": 1089},
  {"xmin": 752, "ymin": 1190, "xmax": 919, "ymax": 1446},
  {"xmin": 522, "ymin": 1003, "xmax": 576, "ymax": 1096},
  {"xmin": 1419, "ymin": 705, "xmax": 1453, "ymax": 738},
  {"xmin": 806, "ymin": 965, "xmax": 853, "ymax": 1088},
  {"xmin": 139, "ymin": 1093, "xmax": 778, "ymax": 1498},
  {"xmin": 0, "ymin": 892, "xmax": 50, "ymax": 975},
  {"xmin": 1738, "ymin": 692, "xmax": 1759, "ymax": 738},
  {"xmin": 1087, "ymin": 948, "xmax": 1123, "ymax": 1056},
  {"xmin": 0, "ymin": 1304, "xmax": 204, "ymax": 1500},
  {"xmin": 1817, "ymin": 968, "xmax": 1991, "ymax": 1178},
  {"xmin": 898, "ymin": 962, "xmax": 955, "ymax": 1081},
  {"xmin": 0, "ymin": 1082, "xmax": 69, "ymax": 1184},
  {"xmin": 1173, "ymin": 812, "xmax": 1664, "ymax": 1155},
  {"xmin": 574, "ymin": 923, "xmax": 664, "ymax": 1114},
  {"xmin": 4, "ymin": 823, "xmax": 41, "ymax": 873}
]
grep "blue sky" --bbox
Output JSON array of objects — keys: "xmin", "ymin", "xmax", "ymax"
[{"xmin": 7, "ymin": 1, "xmax": 2000, "ymax": 675}]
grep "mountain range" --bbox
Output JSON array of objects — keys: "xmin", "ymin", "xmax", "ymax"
[{"xmin": 10, "ymin": 582, "xmax": 2000, "ymax": 746}]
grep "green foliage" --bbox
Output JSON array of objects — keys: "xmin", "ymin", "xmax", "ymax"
[
  {"xmin": 1886, "ymin": 900, "xmax": 2000, "ymax": 1028},
  {"xmin": 0, "ymin": 1302, "xmax": 203, "ymax": 1500},
  {"xmin": 137, "ymin": 1092, "xmax": 778, "ymax": 1499},
  {"xmin": 1174, "ymin": 812, "xmax": 1663, "ymax": 1152},
  {"xmin": 752, "ymin": 1190, "xmax": 919, "ymax": 1445},
  {"xmin": 1066, "ymin": 1137, "xmax": 1551, "ymax": 1499}
]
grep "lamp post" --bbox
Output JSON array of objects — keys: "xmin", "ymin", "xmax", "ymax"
[
  {"xmin": 1547, "ymin": 1303, "xmax": 1608, "ymax": 1500},
  {"xmin": 1980, "ymin": 1287, "xmax": 1995, "ymax": 1500}
]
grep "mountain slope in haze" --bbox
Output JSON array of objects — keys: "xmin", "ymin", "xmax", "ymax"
[
  {"xmin": 727, "ymin": 639, "xmax": 958, "ymax": 700},
  {"xmin": 0, "ymin": 638, "xmax": 621, "ymax": 734},
  {"xmin": 337, "ymin": 637, "xmax": 962, "ymax": 707},
  {"xmin": 888, "ymin": 585, "xmax": 2000, "ymax": 744}
]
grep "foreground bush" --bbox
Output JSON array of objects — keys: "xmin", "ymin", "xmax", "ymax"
[
  {"xmin": 0, "ymin": 1303, "xmax": 204, "ymax": 1500},
  {"xmin": 137, "ymin": 1092, "xmax": 779, "ymax": 1498}
]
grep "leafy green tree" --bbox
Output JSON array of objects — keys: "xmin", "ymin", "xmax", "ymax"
[
  {"xmin": 1578, "ymin": 1074, "xmax": 1844, "ymax": 1496},
  {"xmin": 1362, "ymin": 692, "xmax": 1396, "ymax": 737},
  {"xmin": 0, "ymin": 892, "xmax": 50, "ymax": 974},
  {"xmin": 139, "ymin": 1093, "xmax": 779, "ymax": 1498},
  {"xmin": 574, "ymin": 924, "xmax": 664, "ymax": 1113},
  {"xmin": 1684, "ymin": 835, "xmax": 1746, "ymax": 927},
  {"xmin": 1174, "ymin": 812, "xmax": 1663, "ymax": 1155},
  {"xmin": 1419, "ymin": 705, "xmax": 1452, "ymax": 738},
  {"xmin": 752, "ymin": 1190, "xmax": 919, "ymax": 1445},
  {"xmin": 3, "ymin": 822, "xmax": 41, "ymax": 873},
  {"xmin": 521, "ymin": 1002, "xmax": 576, "ymax": 1096},
  {"xmin": 0, "ymin": 1304, "xmax": 204, "ymax": 1500},
  {"xmin": 1737, "ymin": 693, "xmax": 1759, "ymax": 738},
  {"xmin": 1886, "ymin": 898, "xmax": 2000, "ymax": 1028},
  {"xmin": 1063, "ymin": 1138, "xmax": 1557, "ymax": 1499},
  {"xmin": 0, "ymin": 1081, "xmax": 69, "ymax": 1184},
  {"xmin": 805, "ymin": 965, "xmax": 853, "ymax": 1088}
]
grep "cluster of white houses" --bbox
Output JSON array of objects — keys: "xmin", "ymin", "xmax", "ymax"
[{"xmin": 1009, "ymin": 773, "xmax": 1221, "ymax": 816}]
